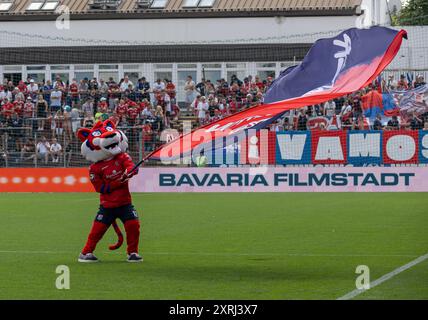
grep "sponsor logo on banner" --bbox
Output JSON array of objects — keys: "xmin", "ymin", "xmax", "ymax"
[{"xmin": 130, "ymin": 167, "xmax": 428, "ymax": 193}]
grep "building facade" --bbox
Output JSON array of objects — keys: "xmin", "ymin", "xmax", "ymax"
[{"xmin": 0, "ymin": 0, "xmax": 423, "ymax": 103}]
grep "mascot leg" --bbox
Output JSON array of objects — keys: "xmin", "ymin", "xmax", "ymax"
[
  {"xmin": 124, "ymin": 219, "xmax": 140, "ymax": 255},
  {"xmin": 82, "ymin": 221, "xmax": 109, "ymax": 255}
]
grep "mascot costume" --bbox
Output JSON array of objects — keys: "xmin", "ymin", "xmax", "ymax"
[{"xmin": 77, "ymin": 119, "xmax": 142, "ymax": 263}]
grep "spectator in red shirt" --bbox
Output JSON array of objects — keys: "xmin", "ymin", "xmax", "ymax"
[
  {"xmin": 254, "ymin": 75, "xmax": 265, "ymax": 91},
  {"xmin": 1, "ymin": 98, "xmax": 14, "ymax": 119},
  {"xmin": 13, "ymin": 96, "xmax": 25, "ymax": 117},
  {"xmin": 127, "ymin": 101, "xmax": 140, "ymax": 126},
  {"xmin": 142, "ymin": 122, "xmax": 154, "ymax": 152},
  {"xmin": 166, "ymin": 80, "xmax": 176, "ymax": 100},
  {"xmin": 17, "ymin": 80, "xmax": 28, "ymax": 94},
  {"xmin": 69, "ymin": 79, "xmax": 80, "ymax": 107},
  {"xmin": 115, "ymin": 99, "xmax": 128, "ymax": 122}
]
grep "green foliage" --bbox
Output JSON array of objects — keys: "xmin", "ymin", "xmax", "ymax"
[{"xmin": 395, "ymin": 0, "xmax": 428, "ymax": 25}]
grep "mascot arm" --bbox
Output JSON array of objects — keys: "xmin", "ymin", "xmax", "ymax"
[
  {"xmin": 89, "ymin": 167, "xmax": 109, "ymax": 194},
  {"xmin": 120, "ymin": 153, "xmax": 139, "ymax": 180},
  {"xmin": 105, "ymin": 154, "xmax": 137, "ymax": 191}
]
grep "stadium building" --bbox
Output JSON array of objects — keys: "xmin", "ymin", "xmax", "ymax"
[{"xmin": 0, "ymin": 0, "xmax": 402, "ymax": 103}]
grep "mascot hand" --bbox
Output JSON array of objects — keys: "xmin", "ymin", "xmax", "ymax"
[{"xmin": 120, "ymin": 168, "xmax": 138, "ymax": 183}]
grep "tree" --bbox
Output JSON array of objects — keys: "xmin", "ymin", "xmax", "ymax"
[{"xmin": 394, "ymin": 0, "xmax": 428, "ymax": 25}]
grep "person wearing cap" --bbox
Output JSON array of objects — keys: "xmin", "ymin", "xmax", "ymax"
[
  {"xmin": 415, "ymin": 75, "xmax": 426, "ymax": 89},
  {"xmin": 98, "ymin": 97, "xmax": 108, "ymax": 113},
  {"xmin": 17, "ymin": 80, "xmax": 28, "ymax": 94},
  {"xmin": 27, "ymin": 79, "xmax": 39, "ymax": 96}
]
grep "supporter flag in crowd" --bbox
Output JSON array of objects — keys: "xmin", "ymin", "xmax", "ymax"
[
  {"xmin": 361, "ymin": 89, "xmax": 400, "ymax": 119},
  {"xmin": 148, "ymin": 26, "xmax": 407, "ymax": 162},
  {"xmin": 396, "ymin": 84, "xmax": 428, "ymax": 121}
]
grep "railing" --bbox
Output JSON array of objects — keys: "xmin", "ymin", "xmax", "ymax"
[{"xmin": 0, "ymin": 120, "xmax": 164, "ymax": 168}]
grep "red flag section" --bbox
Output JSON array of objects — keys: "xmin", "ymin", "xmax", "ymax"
[{"xmin": 148, "ymin": 27, "xmax": 407, "ymax": 162}]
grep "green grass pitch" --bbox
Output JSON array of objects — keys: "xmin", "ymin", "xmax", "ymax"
[{"xmin": 0, "ymin": 193, "xmax": 427, "ymax": 300}]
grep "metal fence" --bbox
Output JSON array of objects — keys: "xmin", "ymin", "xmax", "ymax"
[{"xmin": 0, "ymin": 118, "xmax": 164, "ymax": 168}]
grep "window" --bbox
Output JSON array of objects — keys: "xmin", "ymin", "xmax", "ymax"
[
  {"xmin": 183, "ymin": 0, "xmax": 199, "ymax": 7},
  {"xmin": 42, "ymin": 1, "xmax": 59, "ymax": 10},
  {"xmin": 0, "ymin": 2, "xmax": 12, "ymax": 11},
  {"xmin": 198, "ymin": 0, "xmax": 215, "ymax": 7},
  {"xmin": 27, "ymin": 1, "xmax": 58, "ymax": 11},
  {"xmin": 51, "ymin": 65, "xmax": 70, "ymax": 71},
  {"xmin": 89, "ymin": 0, "xmax": 121, "ymax": 10},
  {"xmin": 151, "ymin": 0, "xmax": 167, "ymax": 8},
  {"xmin": 3, "ymin": 73, "xmax": 22, "ymax": 86},
  {"xmin": 51, "ymin": 73, "xmax": 69, "ymax": 83},
  {"xmin": 202, "ymin": 63, "xmax": 221, "ymax": 68},
  {"xmin": 75, "ymin": 71, "xmax": 95, "ymax": 82},
  {"xmin": 99, "ymin": 64, "xmax": 118, "ymax": 70},
  {"xmin": 256, "ymin": 63, "xmax": 276, "ymax": 68},
  {"xmin": 27, "ymin": 1, "xmax": 44, "ymax": 10},
  {"xmin": 183, "ymin": 0, "xmax": 215, "ymax": 7},
  {"xmin": 124, "ymin": 72, "xmax": 140, "ymax": 84},
  {"xmin": 27, "ymin": 73, "xmax": 46, "ymax": 83},
  {"xmin": 27, "ymin": 65, "xmax": 46, "ymax": 71},
  {"xmin": 75, "ymin": 65, "xmax": 94, "ymax": 71},
  {"xmin": 177, "ymin": 63, "xmax": 197, "ymax": 69},
  {"xmin": 257, "ymin": 71, "xmax": 276, "ymax": 81},
  {"xmin": 154, "ymin": 63, "xmax": 173, "ymax": 69},
  {"xmin": 154, "ymin": 71, "xmax": 172, "ymax": 82},
  {"xmin": 99, "ymin": 71, "xmax": 119, "ymax": 82}
]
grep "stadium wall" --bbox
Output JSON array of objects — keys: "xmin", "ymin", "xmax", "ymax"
[{"xmin": 0, "ymin": 16, "xmax": 360, "ymax": 47}]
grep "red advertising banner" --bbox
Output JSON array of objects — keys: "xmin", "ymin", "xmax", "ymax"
[{"xmin": 0, "ymin": 168, "xmax": 92, "ymax": 193}]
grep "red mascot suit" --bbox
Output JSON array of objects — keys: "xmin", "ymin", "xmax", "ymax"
[{"xmin": 77, "ymin": 120, "xmax": 142, "ymax": 263}]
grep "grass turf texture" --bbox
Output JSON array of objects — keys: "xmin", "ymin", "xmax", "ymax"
[{"xmin": 0, "ymin": 193, "xmax": 426, "ymax": 300}]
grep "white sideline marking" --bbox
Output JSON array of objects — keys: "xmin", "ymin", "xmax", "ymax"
[
  {"xmin": 0, "ymin": 250, "xmax": 420, "ymax": 258},
  {"xmin": 337, "ymin": 253, "xmax": 428, "ymax": 300}
]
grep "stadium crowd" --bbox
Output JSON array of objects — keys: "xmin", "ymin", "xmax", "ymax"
[{"xmin": 0, "ymin": 72, "xmax": 427, "ymax": 166}]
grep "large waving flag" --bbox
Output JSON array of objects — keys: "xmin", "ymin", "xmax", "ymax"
[{"xmin": 148, "ymin": 26, "xmax": 407, "ymax": 162}]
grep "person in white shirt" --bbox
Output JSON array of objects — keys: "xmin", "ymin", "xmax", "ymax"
[
  {"xmin": 185, "ymin": 76, "xmax": 196, "ymax": 110},
  {"xmin": 27, "ymin": 79, "xmax": 39, "ymax": 94},
  {"xmin": 324, "ymin": 100, "xmax": 336, "ymax": 119},
  {"xmin": 120, "ymin": 75, "xmax": 134, "ymax": 92},
  {"xmin": 340, "ymin": 101, "xmax": 352, "ymax": 116},
  {"xmin": 50, "ymin": 138, "xmax": 62, "ymax": 163},
  {"xmin": 70, "ymin": 107, "xmax": 81, "ymax": 134},
  {"xmin": 50, "ymin": 87, "xmax": 63, "ymax": 112},
  {"xmin": 163, "ymin": 92, "xmax": 172, "ymax": 114},
  {"xmin": 36, "ymin": 136, "xmax": 50, "ymax": 165},
  {"xmin": 197, "ymin": 96, "xmax": 209, "ymax": 125},
  {"xmin": 0, "ymin": 88, "xmax": 12, "ymax": 101},
  {"xmin": 153, "ymin": 79, "xmax": 166, "ymax": 92}
]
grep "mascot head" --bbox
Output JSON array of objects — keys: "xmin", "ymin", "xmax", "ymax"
[{"xmin": 77, "ymin": 119, "xmax": 128, "ymax": 163}]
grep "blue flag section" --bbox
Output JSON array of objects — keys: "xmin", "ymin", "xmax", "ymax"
[
  {"xmin": 148, "ymin": 26, "xmax": 407, "ymax": 162},
  {"xmin": 264, "ymin": 26, "xmax": 407, "ymax": 105}
]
